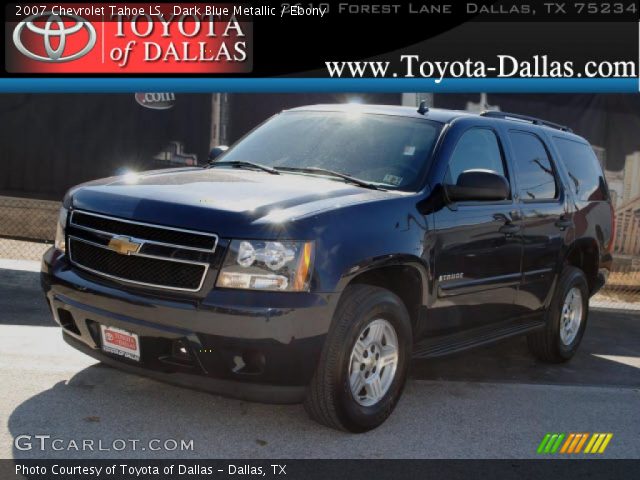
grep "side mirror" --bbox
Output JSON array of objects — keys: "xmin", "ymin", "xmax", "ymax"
[
  {"xmin": 208, "ymin": 145, "xmax": 229, "ymax": 162},
  {"xmin": 445, "ymin": 169, "xmax": 510, "ymax": 202}
]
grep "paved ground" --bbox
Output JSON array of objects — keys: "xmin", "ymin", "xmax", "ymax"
[{"xmin": 1, "ymin": 268, "xmax": 639, "ymax": 459}]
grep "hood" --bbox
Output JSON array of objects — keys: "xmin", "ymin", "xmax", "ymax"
[{"xmin": 70, "ymin": 167, "xmax": 394, "ymax": 237}]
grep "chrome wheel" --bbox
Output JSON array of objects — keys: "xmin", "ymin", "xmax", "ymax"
[
  {"xmin": 348, "ymin": 318, "xmax": 399, "ymax": 407},
  {"xmin": 560, "ymin": 287, "xmax": 583, "ymax": 345}
]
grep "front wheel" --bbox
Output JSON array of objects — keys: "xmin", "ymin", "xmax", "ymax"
[
  {"xmin": 304, "ymin": 285, "xmax": 412, "ymax": 432},
  {"xmin": 527, "ymin": 266, "xmax": 589, "ymax": 363}
]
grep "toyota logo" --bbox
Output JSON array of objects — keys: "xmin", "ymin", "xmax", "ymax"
[{"xmin": 12, "ymin": 12, "xmax": 96, "ymax": 62}]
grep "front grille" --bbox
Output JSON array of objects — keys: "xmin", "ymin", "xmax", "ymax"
[
  {"xmin": 69, "ymin": 238, "xmax": 207, "ymax": 291},
  {"xmin": 71, "ymin": 211, "xmax": 217, "ymax": 251},
  {"xmin": 67, "ymin": 210, "xmax": 216, "ymax": 292}
]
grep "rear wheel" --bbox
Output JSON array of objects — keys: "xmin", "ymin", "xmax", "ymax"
[
  {"xmin": 304, "ymin": 285, "xmax": 412, "ymax": 432},
  {"xmin": 527, "ymin": 266, "xmax": 589, "ymax": 363}
]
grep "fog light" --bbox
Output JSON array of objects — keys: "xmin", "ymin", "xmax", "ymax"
[
  {"xmin": 232, "ymin": 350, "xmax": 265, "ymax": 375},
  {"xmin": 217, "ymin": 272, "xmax": 289, "ymax": 291},
  {"xmin": 171, "ymin": 339, "xmax": 192, "ymax": 363}
]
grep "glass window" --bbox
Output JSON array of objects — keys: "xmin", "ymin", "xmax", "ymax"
[
  {"xmin": 510, "ymin": 132, "xmax": 557, "ymax": 201},
  {"xmin": 446, "ymin": 129, "xmax": 506, "ymax": 185},
  {"xmin": 553, "ymin": 137, "xmax": 608, "ymax": 201},
  {"xmin": 218, "ymin": 111, "xmax": 441, "ymax": 191}
]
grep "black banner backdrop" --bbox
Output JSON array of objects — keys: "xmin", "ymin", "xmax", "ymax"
[
  {"xmin": 2, "ymin": 1, "xmax": 639, "ymax": 77},
  {"xmin": 3, "ymin": 459, "xmax": 640, "ymax": 480},
  {"xmin": 0, "ymin": 94, "xmax": 212, "ymax": 199}
]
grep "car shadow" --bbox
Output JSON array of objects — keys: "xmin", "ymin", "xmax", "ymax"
[
  {"xmin": 6, "ymin": 307, "xmax": 640, "ymax": 461},
  {"xmin": 7, "ymin": 362, "xmax": 314, "ymax": 460},
  {"xmin": 412, "ymin": 309, "xmax": 640, "ymax": 387},
  {"xmin": 0, "ymin": 269, "xmax": 53, "ymax": 327}
]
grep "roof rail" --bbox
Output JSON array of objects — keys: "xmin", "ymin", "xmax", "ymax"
[{"xmin": 479, "ymin": 110, "xmax": 573, "ymax": 132}]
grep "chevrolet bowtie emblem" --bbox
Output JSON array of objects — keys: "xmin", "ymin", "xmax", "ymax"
[{"xmin": 107, "ymin": 236, "xmax": 142, "ymax": 255}]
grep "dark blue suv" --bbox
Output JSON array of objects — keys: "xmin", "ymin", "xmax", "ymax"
[{"xmin": 41, "ymin": 104, "xmax": 614, "ymax": 431}]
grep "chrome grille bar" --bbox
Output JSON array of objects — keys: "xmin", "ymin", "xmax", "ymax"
[
  {"xmin": 70, "ymin": 210, "xmax": 218, "ymax": 253},
  {"xmin": 67, "ymin": 210, "xmax": 217, "ymax": 292}
]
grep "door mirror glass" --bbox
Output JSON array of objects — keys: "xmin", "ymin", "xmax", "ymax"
[
  {"xmin": 208, "ymin": 145, "xmax": 229, "ymax": 162},
  {"xmin": 445, "ymin": 169, "xmax": 510, "ymax": 202}
]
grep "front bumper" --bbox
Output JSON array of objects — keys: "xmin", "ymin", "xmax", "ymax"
[{"xmin": 41, "ymin": 248, "xmax": 337, "ymax": 404}]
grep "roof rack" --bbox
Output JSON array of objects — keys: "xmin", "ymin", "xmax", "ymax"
[{"xmin": 479, "ymin": 110, "xmax": 572, "ymax": 132}]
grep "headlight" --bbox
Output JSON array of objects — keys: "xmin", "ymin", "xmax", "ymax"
[
  {"xmin": 217, "ymin": 240, "xmax": 314, "ymax": 292},
  {"xmin": 54, "ymin": 207, "xmax": 68, "ymax": 253}
]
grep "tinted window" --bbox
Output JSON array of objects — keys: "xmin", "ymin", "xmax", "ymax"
[
  {"xmin": 446, "ymin": 129, "xmax": 506, "ymax": 184},
  {"xmin": 553, "ymin": 137, "xmax": 608, "ymax": 201},
  {"xmin": 510, "ymin": 132, "xmax": 557, "ymax": 201},
  {"xmin": 218, "ymin": 111, "xmax": 441, "ymax": 191}
]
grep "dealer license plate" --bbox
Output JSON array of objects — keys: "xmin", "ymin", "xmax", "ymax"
[{"xmin": 100, "ymin": 325, "xmax": 141, "ymax": 362}]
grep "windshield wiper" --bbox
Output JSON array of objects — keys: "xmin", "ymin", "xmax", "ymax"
[
  {"xmin": 208, "ymin": 160, "xmax": 280, "ymax": 175},
  {"xmin": 274, "ymin": 166, "xmax": 385, "ymax": 190}
]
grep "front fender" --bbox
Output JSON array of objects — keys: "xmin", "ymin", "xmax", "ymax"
[{"xmin": 307, "ymin": 195, "xmax": 431, "ymax": 299}]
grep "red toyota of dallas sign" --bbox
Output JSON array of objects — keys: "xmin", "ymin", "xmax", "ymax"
[{"xmin": 5, "ymin": 3, "xmax": 252, "ymax": 73}]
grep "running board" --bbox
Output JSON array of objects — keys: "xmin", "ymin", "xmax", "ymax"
[{"xmin": 412, "ymin": 318, "xmax": 545, "ymax": 359}]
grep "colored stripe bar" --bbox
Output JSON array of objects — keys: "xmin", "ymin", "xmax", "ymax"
[
  {"xmin": 567, "ymin": 434, "xmax": 582, "ymax": 454},
  {"xmin": 544, "ymin": 434, "xmax": 559, "ymax": 454},
  {"xmin": 0, "ymin": 78, "xmax": 634, "ymax": 93},
  {"xmin": 574, "ymin": 433, "xmax": 589, "ymax": 453},
  {"xmin": 584, "ymin": 434, "xmax": 599, "ymax": 453},
  {"xmin": 590, "ymin": 434, "xmax": 607, "ymax": 453},
  {"xmin": 560, "ymin": 434, "xmax": 575, "ymax": 454},
  {"xmin": 586, "ymin": 433, "xmax": 614, "ymax": 454},
  {"xmin": 537, "ymin": 434, "xmax": 552, "ymax": 454},
  {"xmin": 550, "ymin": 433, "xmax": 565, "ymax": 453},
  {"xmin": 598, "ymin": 434, "xmax": 613, "ymax": 453}
]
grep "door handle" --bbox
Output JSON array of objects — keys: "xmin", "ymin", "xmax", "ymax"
[
  {"xmin": 499, "ymin": 223, "xmax": 521, "ymax": 235},
  {"xmin": 555, "ymin": 217, "xmax": 573, "ymax": 230}
]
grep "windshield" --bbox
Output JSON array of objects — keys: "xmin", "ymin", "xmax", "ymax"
[{"xmin": 217, "ymin": 110, "xmax": 442, "ymax": 191}]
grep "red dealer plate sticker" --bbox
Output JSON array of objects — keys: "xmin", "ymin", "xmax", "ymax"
[
  {"xmin": 100, "ymin": 325, "xmax": 141, "ymax": 362},
  {"xmin": 5, "ymin": 3, "xmax": 252, "ymax": 73}
]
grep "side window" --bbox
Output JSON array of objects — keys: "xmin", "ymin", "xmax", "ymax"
[
  {"xmin": 446, "ymin": 128, "xmax": 506, "ymax": 185},
  {"xmin": 553, "ymin": 137, "xmax": 608, "ymax": 201},
  {"xmin": 509, "ymin": 131, "xmax": 557, "ymax": 201}
]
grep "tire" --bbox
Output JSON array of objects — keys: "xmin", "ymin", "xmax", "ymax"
[
  {"xmin": 527, "ymin": 266, "xmax": 589, "ymax": 363},
  {"xmin": 304, "ymin": 284, "xmax": 412, "ymax": 432}
]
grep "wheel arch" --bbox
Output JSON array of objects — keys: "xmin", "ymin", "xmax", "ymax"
[
  {"xmin": 337, "ymin": 257, "xmax": 428, "ymax": 333},
  {"xmin": 563, "ymin": 237, "xmax": 600, "ymax": 295}
]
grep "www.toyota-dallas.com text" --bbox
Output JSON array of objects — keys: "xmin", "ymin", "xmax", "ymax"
[{"xmin": 326, "ymin": 55, "xmax": 637, "ymax": 82}]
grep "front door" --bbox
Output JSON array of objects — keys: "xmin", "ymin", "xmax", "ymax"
[{"xmin": 430, "ymin": 127, "xmax": 523, "ymax": 334}]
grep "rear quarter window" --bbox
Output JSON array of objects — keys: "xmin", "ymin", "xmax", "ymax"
[
  {"xmin": 509, "ymin": 131, "xmax": 557, "ymax": 201},
  {"xmin": 552, "ymin": 137, "xmax": 608, "ymax": 201}
]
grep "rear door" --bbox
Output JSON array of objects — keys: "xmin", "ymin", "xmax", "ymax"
[
  {"xmin": 551, "ymin": 135, "xmax": 613, "ymax": 251},
  {"xmin": 430, "ymin": 125, "xmax": 523, "ymax": 333},
  {"xmin": 507, "ymin": 129, "xmax": 570, "ymax": 313}
]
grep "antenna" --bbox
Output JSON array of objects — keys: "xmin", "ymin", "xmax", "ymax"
[{"xmin": 417, "ymin": 100, "xmax": 429, "ymax": 115}]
